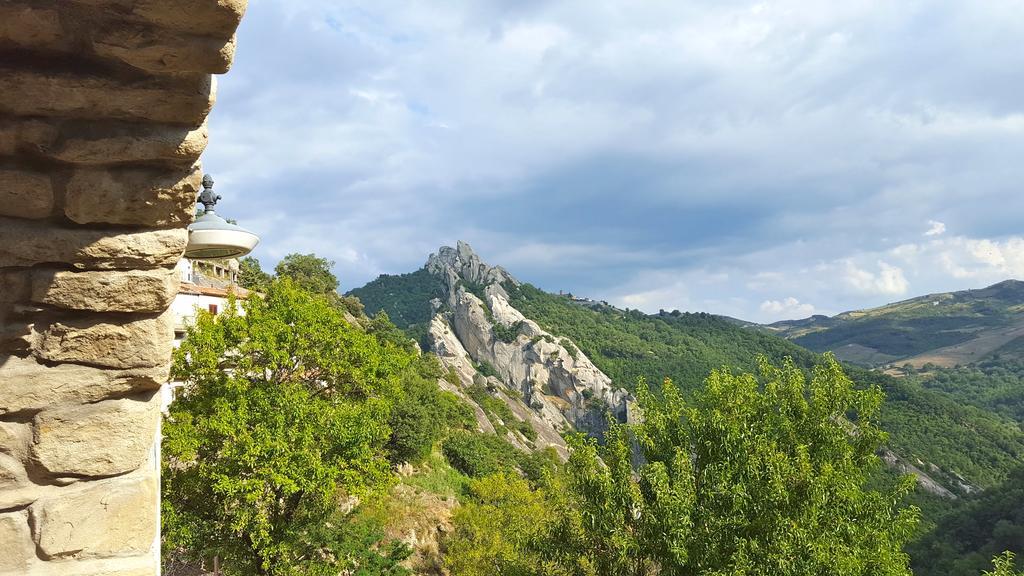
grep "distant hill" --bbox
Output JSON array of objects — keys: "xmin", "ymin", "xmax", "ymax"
[{"xmin": 766, "ymin": 280, "xmax": 1024, "ymax": 368}]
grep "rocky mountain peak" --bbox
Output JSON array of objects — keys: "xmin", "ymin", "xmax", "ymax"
[{"xmin": 425, "ymin": 241, "xmax": 519, "ymax": 290}]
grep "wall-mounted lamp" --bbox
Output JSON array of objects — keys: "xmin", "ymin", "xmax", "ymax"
[{"xmin": 183, "ymin": 174, "xmax": 260, "ymax": 260}]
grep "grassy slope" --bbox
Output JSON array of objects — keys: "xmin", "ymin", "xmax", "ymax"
[{"xmin": 769, "ymin": 280, "xmax": 1024, "ymax": 365}]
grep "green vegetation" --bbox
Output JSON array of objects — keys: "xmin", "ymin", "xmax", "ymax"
[
  {"xmin": 909, "ymin": 465, "xmax": 1024, "ymax": 576},
  {"xmin": 771, "ymin": 280, "xmax": 1024, "ymax": 363},
  {"xmin": 442, "ymin": 430, "xmax": 523, "ymax": 478},
  {"xmin": 466, "ymin": 383, "xmax": 536, "ymax": 442},
  {"xmin": 347, "ymin": 267, "xmax": 446, "ymax": 329},
  {"xmin": 237, "ymin": 256, "xmax": 272, "ymax": 291},
  {"xmin": 909, "ymin": 359, "xmax": 1024, "ymax": 424},
  {"xmin": 493, "ymin": 320, "xmax": 525, "ymax": 343},
  {"xmin": 387, "ymin": 356, "xmax": 476, "ymax": 464},
  {"xmin": 163, "ymin": 279, "xmax": 414, "ymax": 575},
  {"xmin": 506, "ymin": 282, "xmax": 818, "ymax": 392},
  {"xmin": 445, "ymin": 356, "xmax": 920, "ymax": 575}
]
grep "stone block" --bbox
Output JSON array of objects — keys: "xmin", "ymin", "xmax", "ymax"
[
  {"xmin": 0, "ymin": 452, "xmax": 36, "ymax": 509},
  {"xmin": 65, "ymin": 165, "xmax": 200, "ymax": 226},
  {"xmin": 93, "ymin": 25, "xmax": 237, "ymax": 74},
  {"xmin": 33, "ymin": 308, "xmax": 175, "ymax": 369},
  {"xmin": 0, "ymin": 421, "xmax": 31, "ymax": 462},
  {"xmin": 70, "ymin": 0, "xmax": 248, "ymax": 36},
  {"xmin": 0, "ymin": 510, "xmax": 34, "ymax": 573},
  {"xmin": 0, "ymin": 5, "xmax": 62, "ymax": 48},
  {"xmin": 32, "ymin": 393, "xmax": 160, "ymax": 477},
  {"xmin": 53, "ymin": 120, "xmax": 208, "ymax": 165},
  {"xmin": 0, "ymin": 118, "xmax": 60, "ymax": 157},
  {"xmin": 32, "ymin": 472, "xmax": 158, "ymax": 559},
  {"xmin": 0, "ymin": 217, "xmax": 186, "ymax": 270},
  {"xmin": 0, "ymin": 356, "xmax": 166, "ymax": 416},
  {"xmin": 0, "ymin": 70, "xmax": 214, "ymax": 126},
  {"xmin": 0, "ymin": 169, "xmax": 54, "ymax": 219},
  {"xmin": 32, "ymin": 268, "xmax": 179, "ymax": 313}
]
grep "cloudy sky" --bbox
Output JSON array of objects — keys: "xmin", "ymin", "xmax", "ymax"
[{"xmin": 203, "ymin": 0, "xmax": 1024, "ymax": 323}]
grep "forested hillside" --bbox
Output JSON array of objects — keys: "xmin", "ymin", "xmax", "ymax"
[
  {"xmin": 351, "ymin": 260, "xmax": 1024, "ymax": 496},
  {"xmin": 768, "ymin": 280, "xmax": 1024, "ymax": 368}
]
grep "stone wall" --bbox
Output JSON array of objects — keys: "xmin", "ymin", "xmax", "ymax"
[{"xmin": 0, "ymin": 2, "xmax": 247, "ymax": 574}]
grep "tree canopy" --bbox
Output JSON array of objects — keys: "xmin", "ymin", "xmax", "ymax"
[
  {"xmin": 274, "ymin": 253, "xmax": 339, "ymax": 296},
  {"xmin": 162, "ymin": 279, "xmax": 416, "ymax": 575},
  {"xmin": 446, "ymin": 355, "xmax": 920, "ymax": 576}
]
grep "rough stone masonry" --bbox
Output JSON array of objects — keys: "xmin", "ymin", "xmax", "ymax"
[{"xmin": 0, "ymin": 2, "xmax": 247, "ymax": 574}]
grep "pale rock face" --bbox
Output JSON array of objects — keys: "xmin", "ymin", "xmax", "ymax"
[
  {"xmin": 31, "ymin": 393, "xmax": 161, "ymax": 477},
  {"xmin": 31, "ymin": 472, "xmax": 159, "ymax": 559},
  {"xmin": 32, "ymin": 268, "xmax": 180, "ymax": 313},
  {"xmin": 0, "ymin": 356, "xmax": 166, "ymax": 416},
  {"xmin": 425, "ymin": 242, "xmax": 630, "ymax": 441},
  {"xmin": 32, "ymin": 307, "xmax": 175, "ymax": 369}
]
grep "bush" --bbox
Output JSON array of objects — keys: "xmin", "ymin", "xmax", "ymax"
[{"xmin": 442, "ymin": 431, "xmax": 520, "ymax": 478}]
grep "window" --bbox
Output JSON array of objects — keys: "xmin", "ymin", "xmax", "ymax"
[{"xmin": 208, "ymin": 304, "xmax": 219, "ymax": 315}]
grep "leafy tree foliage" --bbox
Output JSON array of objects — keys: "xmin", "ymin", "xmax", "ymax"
[
  {"xmin": 985, "ymin": 552, "xmax": 1024, "ymax": 576},
  {"xmin": 162, "ymin": 279, "xmax": 415, "ymax": 575},
  {"xmin": 446, "ymin": 355, "xmax": 920, "ymax": 575},
  {"xmin": 387, "ymin": 356, "xmax": 476, "ymax": 464},
  {"xmin": 237, "ymin": 256, "xmax": 272, "ymax": 291},
  {"xmin": 274, "ymin": 253, "xmax": 340, "ymax": 296},
  {"xmin": 347, "ymin": 268, "xmax": 446, "ymax": 330}
]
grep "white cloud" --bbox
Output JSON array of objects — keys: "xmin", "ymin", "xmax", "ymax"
[
  {"xmin": 760, "ymin": 297, "xmax": 816, "ymax": 319},
  {"xmin": 842, "ymin": 260, "xmax": 909, "ymax": 296},
  {"xmin": 925, "ymin": 220, "xmax": 947, "ymax": 236}
]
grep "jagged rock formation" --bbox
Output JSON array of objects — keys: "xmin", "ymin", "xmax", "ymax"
[
  {"xmin": 424, "ymin": 242, "xmax": 631, "ymax": 453},
  {"xmin": 0, "ymin": 2, "xmax": 247, "ymax": 574}
]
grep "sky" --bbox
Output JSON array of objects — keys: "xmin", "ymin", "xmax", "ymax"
[{"xmin": 202, "ymin": 0, "xmax": 1024, "ymax": 323}]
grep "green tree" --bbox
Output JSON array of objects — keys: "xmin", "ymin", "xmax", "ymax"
[
  {"xmin": 237, "ymin": 256, "xmax": 272, "ymax": 291},
  {"xmin": 162, "ymin": 279, "xmax": 415, "ymax": 575},
  {"xmin": 274, "ymin": 253, "xmax": 339, "ymax": 296},
  {"xmin": 446, "ymin": 354, "xmax": 920, "ymax": 575}
]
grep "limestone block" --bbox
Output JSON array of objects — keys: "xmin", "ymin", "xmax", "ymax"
[
  {"xmin": 0, "ymin": 356, "xmax": 166, "ymax": 416},
  {"xmin": 0, "ymin": 422, "xmax": 31, "ymax": 461},
  {"xmin": 0, "ymin": 5, "xmax": 62, "ymax": 48},
  {"xmin": 32, "ymin": 268, "xmax": 179, "ymax": 313},
  {"xmin": 0, "ymin": 271, "xmax": 29, "ymax": 304},
  {"xmin": 65, "ymin": 165, "xmax": 201, "ymax": 226},
  {"xmin": 32, "ymin": 472, "xmax": 158, "ymax": 559},
  {"xmin": 0, "ymin": 70, "xmax": 214, "ymax": 125},
  {"xmin": 0, "ymin": 217, "xmax": 186, "ymax": 269},
  {"xmin": 0, "ymin": 511, "xmax": 34, "ymax": 573},
  {"xmin": 32, "ymin": 393, "xmax": 160, "ymax": 477},
  {"xmin": 0, "ymin": 169, "xmax": 54, "ymax": 219},
  {"xmin": 70, "ymin": 0, "xmax": 248, "ymax": 36},
  {"xmin": 33, "ymin": 308, "xmax": 174, "ymax": 369},
  {"xmin": 0, "ymin": 453, "xmax": 36, "ymax": 509},
  {"xmin": 93, "ymin": 25, "xmax": 237, "ymax": 74},
  {"xmin": 0, "ymin": 118, "xmax": 59, "ymax": 157},
  {"xmin": 54, "ymin": 120, "xmax": 208, "ymax": 165}
]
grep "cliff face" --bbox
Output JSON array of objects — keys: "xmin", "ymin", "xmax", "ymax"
[{"xmin": 424, "ymin": 242, "xmax": 630, "ymax": 453}]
